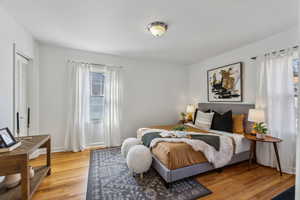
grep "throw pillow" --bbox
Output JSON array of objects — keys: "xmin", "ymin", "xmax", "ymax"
[
  {"xmin": 232, "ymin": 114, "xmax": 245, "ymax": 134},
  {"xmin": 211, "ymin": 110, "xmax": 233, "ymax": 132},
  {"xmin": 193, "ymin": 109, "xmax": 212, "ymax": 124},
  {"xmin": 194, "ymin": 110, "xmax": 215, "ymax": 130}
]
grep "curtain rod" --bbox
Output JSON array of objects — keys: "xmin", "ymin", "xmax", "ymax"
[
  {"xmin": 250, "ymin": 45, "xmax": 299, "ymax": 60},
  {"xmin": 67, "ymin": 59, "xmax": 123, "ymax": 68}
]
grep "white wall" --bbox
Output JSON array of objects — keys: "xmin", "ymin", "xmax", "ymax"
[
  {"xmin": 188, "ymin": 27, "xmax": 298, "ymax": 104},
  {"xmin": 38, "ymin": 43, "xmax": 187, "ymax": 151},
  {"xmin": 0, "ymin": 5, "xmax": 37, "ymax": 131},
  {"xmin": 295, "ymin": 5, "xmax": 300, "ymax": 198}
]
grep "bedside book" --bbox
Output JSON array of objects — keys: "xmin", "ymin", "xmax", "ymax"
[{"xmin": 0, "ymin": 141, "xmax": 21, "ymax": 153}]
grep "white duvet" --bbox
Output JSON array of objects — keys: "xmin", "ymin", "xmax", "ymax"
[
  {"xmin": 185, "ymin": 122, "xmax": 251, "ymax": 154},
  {"xmin": 137, "ymin": 128, "xmax": 234, "ymax": 168}
]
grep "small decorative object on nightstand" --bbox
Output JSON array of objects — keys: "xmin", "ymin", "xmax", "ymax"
[
  {"xmin": 244, "ymin": 134, "xmax": 283, "ymax": 176},
  {"xmin": 253, "ymin": 122, "xmax": 268, "ymax": 139}
]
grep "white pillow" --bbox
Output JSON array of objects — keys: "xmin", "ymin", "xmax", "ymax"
[{"xmin": 194, "ymin": 110, "xmax": 214, "ymax": 129}]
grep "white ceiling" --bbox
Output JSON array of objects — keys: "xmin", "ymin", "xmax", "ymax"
[{"xmin": 0, "ymin": 0, "xmax": 297, "ymax": 65}]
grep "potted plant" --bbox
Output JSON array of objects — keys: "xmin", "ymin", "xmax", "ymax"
[{"xmin": 253, "ymin": 122, "xmax": 268, "ymax": 139}]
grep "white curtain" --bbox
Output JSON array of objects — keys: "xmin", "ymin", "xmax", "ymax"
[
  {"xmin": 104, "ymin": 68, "xmax": 122, "ymax": 147},
  {"xmin": 65, "ymin": 61, "xmax": 122, "ymax": 151},
  {"xmin": 256, "ymin": 49, "xmax": 298, "ymax": 174},
  {"xmin": 65, "ymin": 62, "xmax": 91, "ymax": 152}
]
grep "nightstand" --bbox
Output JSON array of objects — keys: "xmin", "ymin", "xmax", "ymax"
[{"xmin": 244, "ymin": 134, "xmax": 283, "ymax": 176}]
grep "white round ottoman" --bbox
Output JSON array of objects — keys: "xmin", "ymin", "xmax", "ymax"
[
  {"xmin": 127, "ymin": 145, "xmax": 152, "ymax": 179},
  {"xmin": 121, "ymin": 138, "xmax": 141, "ymax": 157}
]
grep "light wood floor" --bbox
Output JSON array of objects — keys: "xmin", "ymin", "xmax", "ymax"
[{"xmin": 30, "ymin": 150, "xmax": 295, "ymax": 200}]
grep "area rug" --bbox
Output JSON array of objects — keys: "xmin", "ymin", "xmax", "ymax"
[
  {"xmin": 272, "ymin": 186, "xmax": 295, "ymax": 200},
  {"xmin": 86, "ymin": 147, "xmax": 212, "ymax": 200}
]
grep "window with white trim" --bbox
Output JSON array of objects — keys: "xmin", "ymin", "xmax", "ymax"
[{"xmin": 90, "ymin": 72, "xmax": 105, "ymax": 121}]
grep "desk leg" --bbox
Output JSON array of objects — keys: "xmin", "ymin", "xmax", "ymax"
[
  {"xmin": 21, "ymin": 155, "xmax": 30, "ymax": 200},
  {"xmin": 46, "ymin": 138, "xmax": 51, "ymax": 176},
  {"xmin": 273, "ymin": 142, "xmax": 282, "ymax": 176}
]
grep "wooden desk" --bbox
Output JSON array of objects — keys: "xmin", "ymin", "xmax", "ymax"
[
  {"xmin": 244, "ymin": 134, "xmax": 283, "ymax": 176},
  {"xmin": 0, "ymin": 135, "xmax": 51, "ymax": 200}
]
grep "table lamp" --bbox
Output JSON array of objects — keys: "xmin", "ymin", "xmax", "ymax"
[
  {"xmin": 248, "ymin": 109, "xmax": 265, "ymax": 137},
  {"xmin": 186, "ymin": 104, "xmax": 196, "ymax": 121}
]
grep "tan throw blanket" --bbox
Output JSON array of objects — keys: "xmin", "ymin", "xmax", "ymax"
[{"xmin": 137, "ymin": 128, "xmax": 234, "ymax": 168}]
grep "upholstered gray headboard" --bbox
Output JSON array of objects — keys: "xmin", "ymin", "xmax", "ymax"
[{"xmin": 198, "ymin": 103, "xmax": 254, "ymax": 115}]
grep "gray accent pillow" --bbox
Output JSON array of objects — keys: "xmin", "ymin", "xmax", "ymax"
[{"xmin": 194, "ymin": 110, "xmax": 215, "ymax": 130}]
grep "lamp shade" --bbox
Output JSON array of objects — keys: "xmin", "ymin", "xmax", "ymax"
[
  {"xmin": 186, "ymin": 104, "xmax": 196, "ymax": 113},
  {"xmin": 248, "ymin": 109, "xmax": 265, "ymax": 123}
]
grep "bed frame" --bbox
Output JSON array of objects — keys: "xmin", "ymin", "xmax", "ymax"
[{"xmin": 151, "ymin": 103, "xmax": 255, "ymax": 185}]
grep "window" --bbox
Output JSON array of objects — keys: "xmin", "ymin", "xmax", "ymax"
[{"xmin": 90, "ymin": 72, "xmax": 105, "ymax": 121}]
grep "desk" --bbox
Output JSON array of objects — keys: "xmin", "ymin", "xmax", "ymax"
[{"xmin": 0, "ymin": 135, "xmax": 51, "ymax": 200}]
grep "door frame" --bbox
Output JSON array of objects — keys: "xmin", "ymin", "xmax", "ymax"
[{"xmin": 12, "ymin": 43, "xmax": 33, "ymax": 136}]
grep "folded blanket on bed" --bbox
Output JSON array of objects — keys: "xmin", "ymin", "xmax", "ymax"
[
  {"xmin": 189, "ymin": 134, "xmax": 220, "ymax": 151},
  {"xmin": 141, "ymin": 131, "xmax": 220, "ymax": 151},
  {"xmin": 138, "ymin": 128, "xmax": 233, "ymax": 168},
  {"xmin": 142, "ymin": 132, "xmax": 161, "ymax": 147}
]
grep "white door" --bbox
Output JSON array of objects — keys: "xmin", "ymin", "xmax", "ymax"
[{"xmin": 15, "ymin": 54, "xmax": 29, "ymax": 137}]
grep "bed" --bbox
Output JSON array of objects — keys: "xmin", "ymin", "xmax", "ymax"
[{"xmin": 137, "ymin": 103, "xmax": 255, "ymax": 185}]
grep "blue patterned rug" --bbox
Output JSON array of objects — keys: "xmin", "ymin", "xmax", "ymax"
[
  {"xmin": 86, "ymin": 147, "xmax": 212, "ymax": 200},
  {"xmin": 272, "ymin": 186, "xmax": 295, "ymax": 200}
]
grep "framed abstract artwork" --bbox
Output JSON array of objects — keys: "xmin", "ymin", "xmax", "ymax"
[{"xmin": 207, "ymin": 62, "xmax": 243, "ymax": 102}]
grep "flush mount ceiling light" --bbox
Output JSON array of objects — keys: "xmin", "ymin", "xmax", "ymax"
[{"xmin": 147, "ymin": 21, "xmax": 168, "ymax": 37}]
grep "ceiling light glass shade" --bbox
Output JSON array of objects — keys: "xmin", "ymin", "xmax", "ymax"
[{"xmin": 147, "ymin": 21, "xmax": 168, "ymax": 37}]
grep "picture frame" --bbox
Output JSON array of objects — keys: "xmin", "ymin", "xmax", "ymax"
[
  {"xmin": 0, "ymin": 127, "xmax": 17, "ymax": 147},
  {"xmin": 207, "ymin": 62, "xmax": 243, "ymax": 102}
]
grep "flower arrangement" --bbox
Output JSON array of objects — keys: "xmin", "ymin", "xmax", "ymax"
[
  {"xmin": 253, "ymin": 122, "xmax": 268, "ymax": 139},
  {"xmin": 253, "ymin": 122, "xmax": 268, "ymax": 134}
]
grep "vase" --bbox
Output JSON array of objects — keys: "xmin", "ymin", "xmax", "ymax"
[
  {"xmin": 0, "ymin": 176, "xmax": 4, "ymax": 183},
  {"xmin": 3, "ymin": 174, "xmax": 21, "ymax": 189},
  {"xmin": 3, "ymin": 166, "xmax": 35, "ymax": 189},
  {"xmin": 256, "ymin": 133, "xmax": 266, "ymax": 139}
]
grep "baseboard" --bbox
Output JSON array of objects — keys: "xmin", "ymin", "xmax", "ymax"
[
  {"xmin": 87, "ymin": 142, "xmax": 105, "ymax": 148},
  {"xmin": 29, "ymin": 147, "xmax": 65, "ymax": 159},
  {"xmin": 29, "ymin": 144, "xmax": 106, "ymax": 159}
]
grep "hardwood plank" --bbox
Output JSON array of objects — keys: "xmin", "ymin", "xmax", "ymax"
[{"xmin": 29, "ymin": 150, "xmax": 294, "ymax": 200}]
